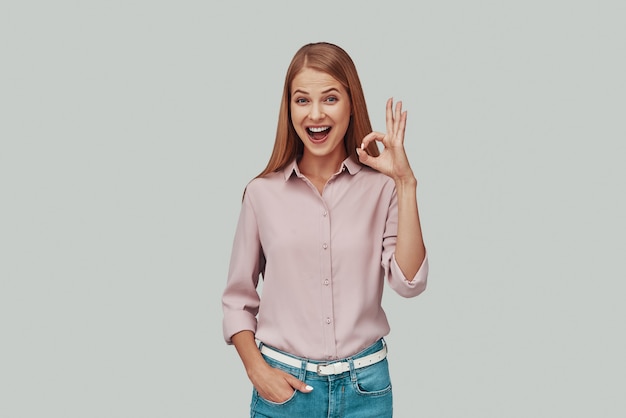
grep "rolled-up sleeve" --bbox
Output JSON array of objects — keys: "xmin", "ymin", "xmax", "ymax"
[
  {"xmin": 381, "ymin": 187, "xmax": 429, "ymax": 298},
  {"xmin": 221, "ymin": 192, "xmax": 264, "ymax": 344},
  {"xmin": 388, "ymin": 252, "xmax": 428, "ymax": 297}
]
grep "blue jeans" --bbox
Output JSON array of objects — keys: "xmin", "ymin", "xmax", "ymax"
[{"xmin": 250, "ymin": 339, "xmax": 393, "ymax": 418}]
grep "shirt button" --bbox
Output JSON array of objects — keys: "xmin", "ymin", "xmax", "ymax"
[
  {"xmin": 322, "ymin": 243, "xmax": 328, "ymax": 250},
  {"xmin": 323, "ymin": 279, "xmax": 330, "ymax": 286},
  {"xmin": 326, "ymin": 318, "xmax": 332, "ymax": 324},
  {"xmin": 322, "ymin": 211, "xmax": 327, "ymax": 217}
]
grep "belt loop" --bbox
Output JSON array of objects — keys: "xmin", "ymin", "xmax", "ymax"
[
  {"xmin": 299, "ymin": 358, "xmax": 307, "ymax": 380},
  {"xmin": 348, "ymin": 356, "xmax": 357, "ymax": 382}
]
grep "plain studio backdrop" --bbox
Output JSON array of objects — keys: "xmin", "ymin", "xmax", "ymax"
[{"xmin": 1, "ymin": 1, "xmax": 624, "ymax": 417}]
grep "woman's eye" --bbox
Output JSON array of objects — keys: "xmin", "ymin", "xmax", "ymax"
[
  {"xmin": 326, "ymin": 96, "xmax": 337, "ymax": 103},
  {"xmin": 295, "ymin": 98, "xmax": 308, "ymax": 104}
]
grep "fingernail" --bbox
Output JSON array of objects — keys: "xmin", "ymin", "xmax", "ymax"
[{"xmin": 305, "ymin": 385, "xmax": 314, "ymax": 391}]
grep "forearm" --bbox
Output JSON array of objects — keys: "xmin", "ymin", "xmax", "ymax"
[
  {"xmin": 393, "ymin": 176, "xmax": 426, "ymax": 279},
  {"xmin": 231, "ymin": 330, "xmax": 270, "ymax": 380}
]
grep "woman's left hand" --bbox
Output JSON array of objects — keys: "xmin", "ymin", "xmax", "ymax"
[{"xmin": 357, "ymin": 98, "xmax": 416, "ymax": 184}]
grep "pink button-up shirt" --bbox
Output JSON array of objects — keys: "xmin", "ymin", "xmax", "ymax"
[{"xmin": 222, "ymin": 157, "xmax": 428, "ymax": 360}]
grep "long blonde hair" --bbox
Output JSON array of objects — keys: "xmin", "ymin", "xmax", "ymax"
[{"xmin": 255, "ymin": 42, "xmax": 379, "ymax": 179}]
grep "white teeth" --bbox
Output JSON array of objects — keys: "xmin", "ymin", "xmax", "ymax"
[{"xmin": 309, "ymin": 126, "xmax": 330, "ymax": 133}]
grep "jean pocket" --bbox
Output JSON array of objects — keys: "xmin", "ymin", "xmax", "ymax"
[
  {"xmin": 254, "ymin": 356, "xmax": 301, "ymax": 406},
  {"xmin": 253, "ymin": 387, "xmax": 298, "ymax": 406},
  {"xmin": 352, "ymin": 359, "xmax": 392, "ymax": 396}
]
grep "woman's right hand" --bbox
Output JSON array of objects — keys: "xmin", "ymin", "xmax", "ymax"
[
  {"xmin": 248, "ymin": 362, "xmax": 313, "ymax": 403},
  {"xmin": 231, "ymin": 331, "xmax": 313, "ymax": 403}
]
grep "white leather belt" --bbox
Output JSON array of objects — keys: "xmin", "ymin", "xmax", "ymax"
[{"xmin": 260, "ymin": 344, "xmax": 387, "ymax": 376}]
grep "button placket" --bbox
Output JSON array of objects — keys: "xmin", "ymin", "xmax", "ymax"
[{"xmin": 320, "ymin": 201, "xmax": 335, "ymax": 356}]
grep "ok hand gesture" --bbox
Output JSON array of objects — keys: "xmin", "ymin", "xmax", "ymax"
[{"xmin": 356, "ymin": 98, "xmax": 416, "ymax": 184}]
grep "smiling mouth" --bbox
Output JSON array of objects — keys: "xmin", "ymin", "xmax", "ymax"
[{"xmin": 307, "ymin": 126, "xmax": 331, "ymax": 141}]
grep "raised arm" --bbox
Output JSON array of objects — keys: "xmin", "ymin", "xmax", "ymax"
[{"xmin": 356, "ymin": 98, "xmax": 426, "ymax": 278}]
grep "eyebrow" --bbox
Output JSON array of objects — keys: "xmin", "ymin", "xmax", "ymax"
[{"xmin": 292, "ymin": 87, "xmax": 341, "ymax": 95}]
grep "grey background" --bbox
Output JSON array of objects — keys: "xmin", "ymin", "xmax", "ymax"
[{"xmin": 1, "ymin": 1, "xmax": 624, "ymax": 417}]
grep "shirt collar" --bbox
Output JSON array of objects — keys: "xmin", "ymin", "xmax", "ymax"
[{"xmin": 282, "ymin": 156, "xmax": 362, "ymax": 181}]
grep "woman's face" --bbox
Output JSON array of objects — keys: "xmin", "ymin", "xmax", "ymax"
[{"xmin": 290, "ymin": 68, "xmax": 351, "ymax": 162}]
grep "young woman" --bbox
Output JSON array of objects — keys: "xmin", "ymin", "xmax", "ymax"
[{"xmin": 222, "ymin": 42, "xmax": 429, "ymax": 417}]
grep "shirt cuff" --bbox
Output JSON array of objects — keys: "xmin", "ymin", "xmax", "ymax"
[
  {"xmin": 390, "ymin": 252, "xmax": 428, "ymax": 297},
  {"xmin": 223, "ymin": 310, "xmax": 258, "ymax": 345}
]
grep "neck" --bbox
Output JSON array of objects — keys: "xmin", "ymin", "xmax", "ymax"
[{"xmin": 299, "ymin": 151, "xmax": 347, "ymax": 180}]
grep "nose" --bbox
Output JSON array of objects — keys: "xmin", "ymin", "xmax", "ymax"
[{"xmin": 309, "ymin": 103, "xmax": 325, "ymax": 121}]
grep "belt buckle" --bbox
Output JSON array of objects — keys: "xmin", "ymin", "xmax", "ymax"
[
  {"xmin": 316, "ymin": 362, "xmax": 333, "ymax": 376},
  {"xmin": 316, "ymin": 361, "xmax": 344, "ymax": 376},
  {"xmin": 316, "ymin": 362, "xmax": 328, "ymax": 376}
]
